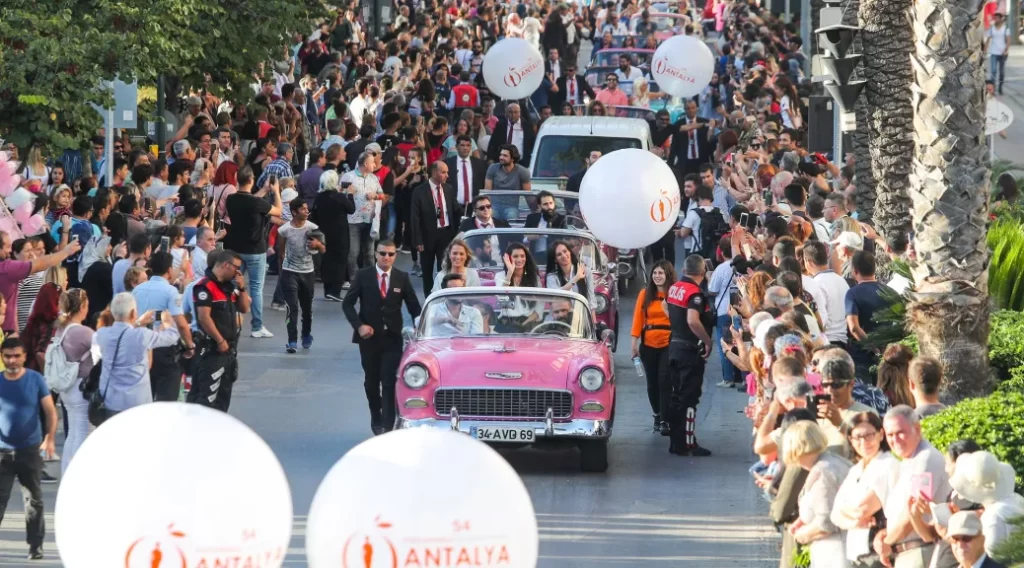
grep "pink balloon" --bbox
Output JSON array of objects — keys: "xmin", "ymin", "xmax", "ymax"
[
  {"xmin": 21, "ymin": 214, "xmax": 45, "ymax": 236},
  {"xmin": 0, "ymin": 217, "xmax": 22, "ymax": 239},
  {"xmin": 13, "ymin": 203, "xmax": 33, "ymax": 225},
  {"xmin": 0, "ymin": 174, "xmax": 20, "ymax": 197}
]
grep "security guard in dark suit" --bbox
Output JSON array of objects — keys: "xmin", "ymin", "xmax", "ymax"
[{"xmin": 664, "ymin": 254, "xmax": 715, "ymax": 456}]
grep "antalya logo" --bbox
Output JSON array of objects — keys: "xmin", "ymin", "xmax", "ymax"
[
  {"xmin": 124, "ymin": 524, "xmax": 284, "ymax": 568},
  {"xmin": 653, "ymin": 56, "xmax": 696, "ymax": 84},
  {"xmin": 124, "ymin": 525, "xmax": 188, "ymax": 568},
  {"xmin": 649, "ymin": 189, "xmax": 679, "ymax": 223},
  {"xmin": 343, "ymin": 516, "xmax": 513, "ymax": 568},
  {"xmin": 503, "ymin": 57, "xmax": 542, "ymax": 88}
]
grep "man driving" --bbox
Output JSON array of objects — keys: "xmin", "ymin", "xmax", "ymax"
[
  {"xmin": 547, "ymin": 299, "xmax": 574, "ymax": 325},
  {"xmin": 427, "ymin": 273, "xmax": 484, "ymax": 335}
]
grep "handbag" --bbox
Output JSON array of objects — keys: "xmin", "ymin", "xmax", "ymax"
[{"xmin": 87, "ymin": 329, "xmax": 127, "ymax": 427}]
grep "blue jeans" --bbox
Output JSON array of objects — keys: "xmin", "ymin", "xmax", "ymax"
[
  {"xmin": 238, "ymin": 252, "xmax": 268, "ymax": 332},
  {"xmin": 386, "ymin": 202, "xmax": 397, "ymax": 237},
  {"xmin": 716, "ymin": 315, "xmax": 737, "ymax": 384},
  {"xmin": 991, "ymin": 53, "xmax": 1008, "ymax": 86}
]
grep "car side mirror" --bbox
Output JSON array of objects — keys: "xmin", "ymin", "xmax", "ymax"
[
  {"xmin": 606, "ymin": 262, "xmax": 618, "ymax": 276},
  {"xmin": 402, "ymin": 326, "xmax": 415, "ymax": 342},
  {"xmin": 601, "ymin": 329, "xmax": 615, "ymax": 347}
]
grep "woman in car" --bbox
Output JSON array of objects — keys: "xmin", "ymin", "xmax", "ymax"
[
  {"xmin": 495, "ymin": 242, "xmax": 543, "ymax": 332},
  {"xmin": 433, "ymin": 239, "xmax": 481, "ymax": 291},
  {"xmin": 545, "ymin": 240, "xmax": 594, "ymax": 304},
  {"xmin": 587, "ymin": 100, "xmax": 607, "ymax": 116}
]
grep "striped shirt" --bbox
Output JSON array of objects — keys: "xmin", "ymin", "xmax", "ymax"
[{"xmin": 16, "ymin": 272, "xmax": 44, "ymax": 333}]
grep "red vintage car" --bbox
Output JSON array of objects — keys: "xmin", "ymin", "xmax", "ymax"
[{"xmin": 397, "ymin": 287, "xmax": 616, "ymax": 472}]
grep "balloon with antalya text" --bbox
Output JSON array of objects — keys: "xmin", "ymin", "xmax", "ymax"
[
  {"xmin": 579, "ymin": 148, "xmax": 681, "ymax": 249},
  {"xmin": 4, "ymin": 187, "xmax": 35, "ymax": 211},
  {"xmin": 482, "ymin": 38, "xmax": 545, "ymax": 100},
  {"xmin": 306, "ymin": 428, "xmax": 538, "ymax": 568},
  {"xmin": 21, "ymin": 213, "xmax": 46, "ymax": 236},
  {"xmin": 651, "ymin": 35, "xmax": 715, "ymax": 99},
  {"xmin": 55, "ymin": 403, "xmax": 293, "ymax": 567},
  {"xmin": 13, "ymin": 202, "xmax": 32, "ymax": 225}
]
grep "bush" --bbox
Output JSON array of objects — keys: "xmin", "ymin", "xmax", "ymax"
[
  {"xmin": 921, "ymin": 391, "xmax": 1024, "ymax": 491},
  {"xmin": 988, "ymin": 221, "xmax": 1024, "ymax": 312},
  {"xmin": 987, "ymin": 310, "xmax": 1024, "ymax": 383}
]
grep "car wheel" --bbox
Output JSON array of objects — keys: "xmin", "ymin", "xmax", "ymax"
[
  {"xmin": 611, "ymin": 313, "xmax": 620, "ymax": 353},
  {"xmin": 579, "ymin": 440, "xmax": 609, "ymax": 473}
]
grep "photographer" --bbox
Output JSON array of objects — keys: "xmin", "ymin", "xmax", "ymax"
[
  {"xmin": 189, "ymin": 250, "xmax": 250, "ymax": 412},
  {"xmin": 131, "ymin": 252, "xmax": 194, "ymax": 402}
]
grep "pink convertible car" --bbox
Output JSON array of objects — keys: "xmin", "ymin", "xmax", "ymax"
[{"xmin": 397, "ymin": 287, "xmax": 616, "ymax": 472}]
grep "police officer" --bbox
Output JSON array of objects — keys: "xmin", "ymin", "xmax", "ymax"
[
  {"xmin": 189, "ymin": 250, "xmax": 250, "ymax": 412},
  {"xmin": 131, "ymin": 251, "xmax": 194, "ymax": 401},
  {"xmin": 663, "ymin": 254, "xmax": 715, "ymax": 456}
]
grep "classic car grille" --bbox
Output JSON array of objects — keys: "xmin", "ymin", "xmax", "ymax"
[{"xmin": 434, "ymin": 389, "xmax": 573, "ymax": 419}]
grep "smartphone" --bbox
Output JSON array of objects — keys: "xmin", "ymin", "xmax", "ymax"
[
  {"xmin": 814, "ymin": 393, "xmax": 832, "ymax": 405},
  {"xmin": 762, "ymin": 189, "xmax": 773, "ymax": 206},
  {"xmin": 747, "ymin": 175, "xmax": 756, "ymax": 189},
  {"xmin": 70, "ymin": 234, "xmax": 79, "ymax": 243},
  {"xmin": 741, "ymin": 243, "xmax": 753, "ymax": 259},
  {"xmin": 161, "ymin": 236, "xmax": 171, "ymax": 252},
  {"xmin": 911, "ymin": 472, "xmax": 934, "ymax": 502},
  {"xmin": 729, "ymin": 290, "xmax": 741, "ymax": 306},
  {"xmin": 929, "ymin": 503, "xmax": 953, "ymax": 527},
  {"xmin": 731, "ymin": 314, "xmax": 742, "ymax": 330},
  {"xmin": 269, "ymin": 174, "xmax": 278, "ymax": 186},
  {"xmin": 739, "ymin": 212, "xmax": 749, "ymax": 229},
  {"xmin": 151, "ymin": 310, "xmax": 163, "ymax": 330},
  {"xmin": 216, "ymin": 242, "xmax": 224, "ymax": 251}
]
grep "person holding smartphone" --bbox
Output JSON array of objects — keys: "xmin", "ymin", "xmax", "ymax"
[{"xmin": 706, "ymin": 235, "xmax": 741, "ymax": 389}]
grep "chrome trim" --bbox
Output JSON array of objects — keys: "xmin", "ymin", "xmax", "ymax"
[
  {"xmin": 545, "ymin": 408, "xmax": 554, "ymax": 436},
  {"xmin": 449, "ymin": 407, "xmax": 460, "ymax": 431},
  {"xmin": 434, "ymin": 388, "xmax": 574, "ymax": 419},
  {"xmin": 398, "ymin": 417, "xmax": 612, "ymax": 439},
  {"xmin": 484, "ymin": 372, "xmax": 523, "ymax": 379},
  {"xmin": 580, "ymin": 401, "xmax": 605, "ymax": 412},
  {"xmin": 403, "ymin": 397, "xmax": 428, "ymax": 408}
]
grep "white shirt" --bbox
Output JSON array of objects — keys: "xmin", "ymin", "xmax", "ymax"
[
  {"xmin": 191, "ymin": 246, "xmax": 210, "ymax": 283},
  {"xmin": 507, "ymin": 120, "xmax": 525, "ymax": 157},
  {"xmin": 780, "ymin": 95, "xmax": 795, "ymax": 129},
  {"xmin": 349, "ymin": 95, "xmax": 369, "ymax": 128},
  {"xmin": 615, "ymin": 66, "xmax": 644, "ymax": 82},
  {"xmin": 988, "ymin": 24, "xmax": 1010, "ymax": 55},
  {"xmin": 548, "ymin": 59, "xmax": 562, "ymax": 81},
  {"xmin": 801, "ymin": 274, "xmax": 830, "ymax": 327},
  {"xmin": 427, "ymin": 301, "xmax": 484, "ymax": 335},
  {"xmin": 812, "ymin": 269, "xmax": 851, "ymax": 343},
  {"xmin": 375, "ymin": 265, "xmax": 392, "ymax": 296},
  {"xmin": 565, "ymin": 74, "xmax": 583, "ymax": 104},
  {"xmin": 455, "ymin": 157, "xmax": 475, "ymax": 205},
  {"xmin": 429, "ymin": 180, "xmax": 450, "ymax": 229},
  {"xmin": 523, "ymin": 17, "xmax": 543, "ymax": 49}
]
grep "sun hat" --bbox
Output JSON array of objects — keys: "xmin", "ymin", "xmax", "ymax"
[
  {"xmin": 831, "ymin": 231, "xmax": 864, "ymax": 251},
  {"xmin": 950, "ymin": 451, "xmax": 1018, "ymax": 506}
]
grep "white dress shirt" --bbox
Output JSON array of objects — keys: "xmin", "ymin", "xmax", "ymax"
[
  {"xmin": 430, "ymin": 180, "xmax": 450, "ymax": 229},
  {"xmin": 375, "ymin": 265, "xmax": 392, "ymax": 296},
  {"xmin": 507, "ymin": 120, "xmax": 525, "ymax": 157},
  {"xmin": 548, "ymin": 60, "xmax": 562, "ymax": 81},
  {"xmin": 565, "ymin": 75, "xmax": 582, "ymax": 104}
]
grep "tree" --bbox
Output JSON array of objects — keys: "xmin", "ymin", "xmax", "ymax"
[
  {"xmin": 0, "ymin": 0, "xmax": 324, "ymax": 154},
  {"xmin": 906, "ymin": 0, "xmax": 992, "ymax": 402},
  {"xmin": 859, "ymin": 0, "xmax": 914, "ymax": 252},
  {"xmin": 844, "ymin": 0, "xmax": 878, "ymax": 225}
]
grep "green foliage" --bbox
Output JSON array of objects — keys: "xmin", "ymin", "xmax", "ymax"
[
  {"xmin": 987, "ymin": 311, "xmax": 1024, "ymax": 384},
  {"xmin": 993, "ymin": 515, "xmax": 1024, "ymax": 566},
  {"xmin": 921, "ymin": 391, "xmax": 1024, "ymax": 491},
  {"xmin": 792, "ymin": 544, "xmax": 810, "ymax": 568},
  {"xmin": 0, "ymin": 0, "xmax": 325, "ymax": 154},
  {"xmin": 860, "ymin": 258, "xmax": 913, "ymax": 351},
  {"xmin": 988, "ymin": 220, "xmax": 1024, "ymax": 312}
]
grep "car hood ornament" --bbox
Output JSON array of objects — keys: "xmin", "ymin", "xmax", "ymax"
[{"xmin": 485, "ymin": 372, "xmax": 523, "ymax": 380}]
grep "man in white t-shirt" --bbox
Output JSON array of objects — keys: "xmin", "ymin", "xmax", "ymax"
[
  {"xmin": 802, "ymin": 240, "xmax": 850, "ymax": 346},
  {"xmin": 987, "ymin": 11, "xmax": 1010, "ymax": 94},
  {"xmin": 523, "ymin": 10, "xmax": 543, "ymax": 51}
]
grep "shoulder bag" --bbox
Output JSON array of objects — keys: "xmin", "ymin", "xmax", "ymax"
[{"xmin": 87, "ymin": 329, "xmax": 128, "ymax": 427}]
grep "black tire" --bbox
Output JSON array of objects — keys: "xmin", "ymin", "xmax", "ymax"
[
  {"xmin": 579, "ymin": 440, "xmax": 609, "ymax": 473},
  {"xmin": 611, "ymin": 312, "xmax": 620, "ymax": 353}
]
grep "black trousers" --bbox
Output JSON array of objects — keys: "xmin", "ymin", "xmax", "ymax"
[
  {"xmin": 0, "ymin": 449, "xmax": 45, "ymax": 548},
  {"xmin": 150, "ymin": 346, "xmax": 181, "ymax": 402},
  {"xmin": 281, "ymin": 270, "xmax": 314, "ymax": 342},
  {"xmin": 639, "ymin": 344, "xmax": 671, "ymax": 418},
  {"xmin": 187, "ymin": 347, "xmax": 238, "ymax": 412},
  {"xmin": 421, "ymin": 228, "xmax": 455, "ymax": 296},
  {"xmin": 322, "ymin": 238, "xmax": 348, "ymax": 298},
  {"xmin": 358, "ymin": 335, "xmax": 403, "ymax": 431},
  {"xmin": 668, "ymin": 343, "xmax": 706, "ymax": 448},
  {"xmin": 648, "ymin": 227, "xmax": 677, "ymax": 264}
]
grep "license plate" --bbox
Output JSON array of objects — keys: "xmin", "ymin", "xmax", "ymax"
[{"xmin": 470, "ymin": 426, "xmax": 536, "ymax": 443}]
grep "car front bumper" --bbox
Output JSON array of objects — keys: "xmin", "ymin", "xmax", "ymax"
[{"xmin": 397, "ymin": 410, "xmax": 612, "ymax": 440}]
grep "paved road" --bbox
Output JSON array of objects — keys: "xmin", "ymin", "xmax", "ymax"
[
  {"xmin": 992, "ymin": 45, "xmax": 1024, "ymax": 161},
  {"xmin": 0, "ymin": 252, "xmax": 777, "ymax": 566}
]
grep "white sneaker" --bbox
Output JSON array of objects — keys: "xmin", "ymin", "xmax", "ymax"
[{"xmin": 251, "ymin": 327, "xmax": 275, "ymax": 338}]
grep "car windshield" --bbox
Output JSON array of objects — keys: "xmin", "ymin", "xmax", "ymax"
[
  {"xmin": 418, "ymin": 292, "xmax": 593, "ymax": 339},
  {"xmin": 533, "ymin": 136, "xmax": 644, "ymax": 177},
  {"xmin": 482, "ymin": 192, "xmax": 583, "ymax": 225},
  {"xmin": 593, "ymin": 50, "xmax": 653, "ymax": 67},
  {"xmin": 461, "ymin": 230, "xmax": 601, "ymax": 270}
]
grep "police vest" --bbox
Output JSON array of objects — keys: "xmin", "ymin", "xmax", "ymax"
[
  {"xmin": 666, "ymin": 279, "xmax": 712, "ymax": 340},
  {"xmin": 452, "ymin": 84, "xmax": 479, "ymax": 108}
]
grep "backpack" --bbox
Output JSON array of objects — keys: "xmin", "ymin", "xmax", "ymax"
[
  {"xmin": 44, "ymin": 324, "xmax": 85, "ymax": 393},
  {"xmin": 694, "ymin": 207, "xmax": 730, "ymax": 259}
]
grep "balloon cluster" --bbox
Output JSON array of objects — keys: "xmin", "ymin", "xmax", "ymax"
[
  {"xmin": 0, "ymin": 151, "xmax": 47, "ymax": 237},
  {"xmin": 54, "ymin": 404, "xmax": 540, "ymax": 567}
]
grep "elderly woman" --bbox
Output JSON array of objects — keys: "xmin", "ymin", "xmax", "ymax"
[
  {"xmin": 309, "ymin": 169, "xmax": 355, "ymax": 301},
  {"xmin": 93, "ymin": 293, "xmax": 180, "ymax": 416},
  {"xmin": 784, "ymin": 420, "xmax": 853, "ymax": 568},
  {"xmin": 947, "ymin": 451, "xmax": 1024, "ymax": 557}
]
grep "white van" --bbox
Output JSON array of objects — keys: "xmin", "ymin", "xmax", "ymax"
[{"xmin": 529, "ymin": 117, "xmax": 654, "ymax": 183}]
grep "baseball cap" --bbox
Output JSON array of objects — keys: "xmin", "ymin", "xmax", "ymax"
[
  {"xmin": 365, "ymin": 143, "xmax": 383, "ymax": 154},
  {"xmin": 946, "ymin": 511, "xmax": 983, "ymax": 538},
  {"xmin": 831, "ymin": 231, "xmax": 864, "ymax": 250}
]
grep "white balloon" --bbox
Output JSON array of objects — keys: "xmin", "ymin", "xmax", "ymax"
[
  {"xmin": 55, "ymin": 403, "xmax": 292, "ymax": 567},
  {"xmin": 650, "ymin": 35, "xmax": 716, "ymax": 99},
  {"xmin": 4, "ymin": 187, "xmax": 35, "ymax": 211},
  {"xmin": 579, "ymin": 148, "xmax": 681, "ymax": 249},
  {"xmin": 482, "ymin": 38, "xmax": 545, "ymax": 100},
  {"xmin": 307, "ymin": 428, "xmax": 538, "ymax": 568}
]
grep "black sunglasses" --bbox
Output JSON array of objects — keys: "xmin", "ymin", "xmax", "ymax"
[
  {"xmin": 476, "ymin": 204, "xmax": 492, "ymax": 210},
  {"xmin": 377, "ymin": 251, "xmax": 397, "ymax": 257}
]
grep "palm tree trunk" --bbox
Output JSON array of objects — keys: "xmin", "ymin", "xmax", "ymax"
[
  {"xmin": 860, "ymin": 0, "xmax": 914, "ymax": 253},
  {"xmin": 847, "ymin": 0, "xmax": 877, "ymax": 223},
  {"xmin": 907, "ymin": 0, "xmax": 992, "ymax": 402}
]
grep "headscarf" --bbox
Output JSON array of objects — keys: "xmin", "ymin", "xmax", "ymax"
[
  {"xmin": 22, "ymin": 282, "xmax": 63, "ymax": 370},
  {"xmin": 319, "ymin": 170, "xmax": 341, "ymax": 193},
  {"xmin": 79, "ymin": 235, "xmax": 111, "ymax": 283}
]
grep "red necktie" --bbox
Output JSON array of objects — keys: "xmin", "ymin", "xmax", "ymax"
[
  {"xmin": 461, "ymin": 159, "xmax": 471, "ymax": 203},
  {"xmin": 569, "ymin": 78, "xmax": 576, "ymax": 102},
  {"xmin": 435, "ymin": 184, "xmax": 447, "ymax": 228},
  {"xmin": 689, "ymin": 124, "xmax": 698, "ymax": 160},
  {"xmin": 506, "ymin": 121, "xmax": 514, "ymax": 144},
  {"xmin": 379, "ymin": 273, "xmax": 387, "ymax": 298}
]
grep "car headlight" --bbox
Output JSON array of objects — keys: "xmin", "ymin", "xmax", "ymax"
[
  {"xmin": 403, "ymin": 364, "xmax": 429, "ymax": 388},
  {"xmin": 592, "ymin": 294, "xmax": 608, "ymax": 313},
  {"xmin": 579, "ymin": 367, "xmax": 605, "ymax": 392}
]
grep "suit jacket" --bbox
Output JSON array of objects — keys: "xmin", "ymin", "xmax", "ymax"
[
  {"xmin": 458, "ymin": 216, "xmax": 511, "ymax": 233},
  {"xmin": 409, "ymin": 180, "xmax": 462, "ymax": 249},
  {"xmin": 565, "ymin": 167, "xmax": 587, "ymax": 193},
  {"xmin": 342, "ymin": 266, "xmax": 422, "ymax": 343},
  {"xmin": 445, "ymin": 155, "xmax": 488, "ymax": 205},
  {"xmin": 669, "ymin": 117, "xmax": 713, "ymax": 168},
  {"xmin": 553, "ymin": 74, "xmax": 596, "ymax": 109},
  {"xmin": 982, "ymin": 557, "xmax": 1008, "ymax": 568},
  {"xmin": 525, "ymin": 212, "xmax": 567, "ymax": 229},
  {"xmin": 486, "ymin": 117, "xmax": 536, "ymax": 164}
]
